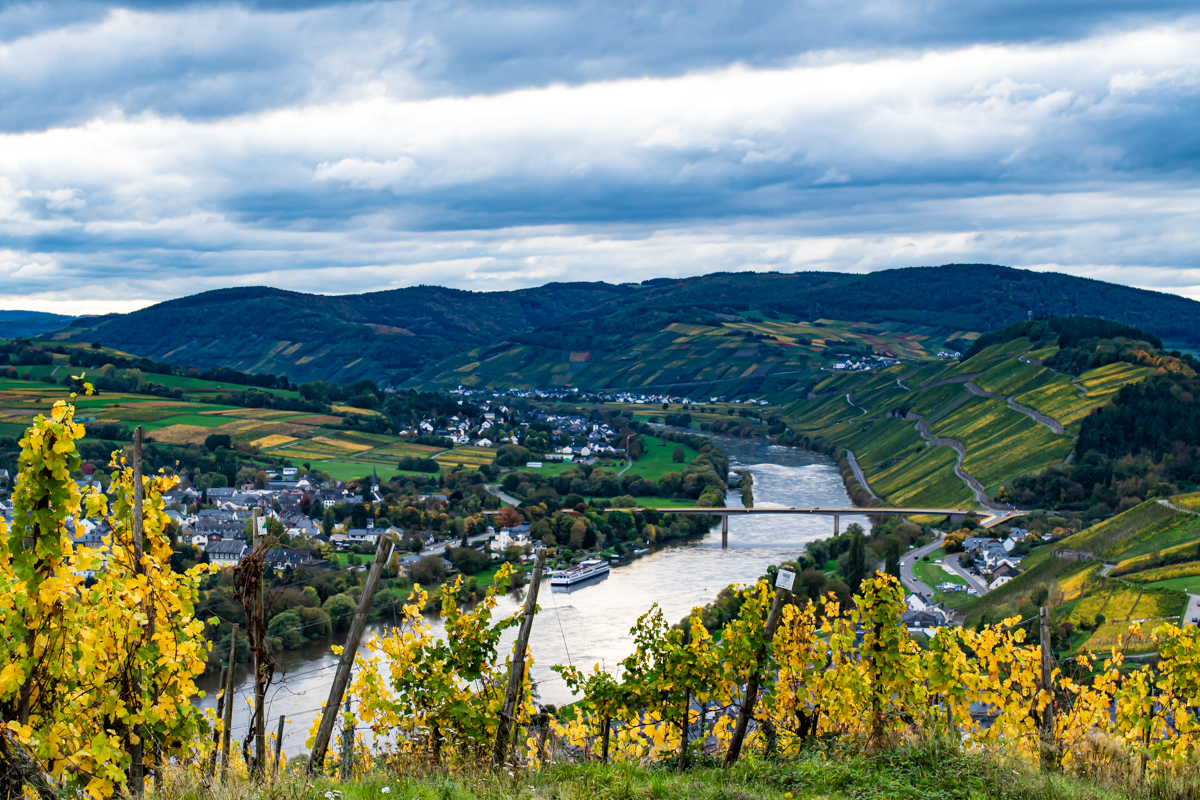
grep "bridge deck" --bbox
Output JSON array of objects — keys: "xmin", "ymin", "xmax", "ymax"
[{"xmin": 633, "ymin": 506, "xmax": 977, "ymax": 515}]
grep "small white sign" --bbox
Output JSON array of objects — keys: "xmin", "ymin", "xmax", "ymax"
[{"xmin": 775, "ymin": 569, "xmax": 796, "ymax": 591}]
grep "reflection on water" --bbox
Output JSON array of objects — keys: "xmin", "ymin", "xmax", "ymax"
[{"xmin": 196, "ymin": 433, "xmax": 869, "ymax": 755}]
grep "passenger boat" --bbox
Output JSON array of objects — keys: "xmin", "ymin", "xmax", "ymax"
[{"xmin": 549, "ymin": 558, "xmax": 610, "ymax": 586}]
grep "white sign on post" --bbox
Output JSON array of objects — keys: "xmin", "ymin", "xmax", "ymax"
[{"xmin": 775, "ymin": 569, "xmax": 796, "ymax": 591}]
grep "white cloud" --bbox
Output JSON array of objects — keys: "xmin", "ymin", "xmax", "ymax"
[{"xmin": 0, "ymin": 19, "xmax": 1199, "ymax": 310}]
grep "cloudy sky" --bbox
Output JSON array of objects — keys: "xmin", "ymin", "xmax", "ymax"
[{"xmin": 1, "ymin": 0, "xmax": 1199, "ymax": 313}]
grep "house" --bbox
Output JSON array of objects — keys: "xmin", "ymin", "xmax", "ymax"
[
  {"xmin": 265, "ymin": 548, "xmax": 324, "ymax": 571},
  {"xmin": 902, "ymin": 603, "xmax": 954, "ymax": 636},
  {"xmin": 330, "ymin": 528, "xmax": 380, "ymax": 550},
  {"xmin": 206, "ymin": 540, "xmax": 248, "ymax": 564},
  {"xmin": 397, "ymin": 553, "xmax": 424, "ymax": 576},
  {"xmin": 196, "ymin": 516, "xmax": 247, "ymax": 541},
  {"xmin": 282, "ymin": 467, "xmax": 298, "ymax": 479},
  {"xmin": 989, "ymin": 574, "xmax": 1016, "ymax": 591},
  {"xmin": 206, "ymin": 487, "xmax": 237, "ymax": 500},
  {"xmin": 0, "ymin": 468, "xmax": 9, "ymax": 487},
  {"xmin": 905, "ymin": 593, "xmax": 933, "ymax": 613},
  {"xmin": 286, "ymin": 517, "xmax": 323, "ymax": 539}
]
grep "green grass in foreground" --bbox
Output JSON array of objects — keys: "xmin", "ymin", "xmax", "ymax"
[{"xmin": 157, "ymin": 739, "xmax": 1154, "ymax": 800}]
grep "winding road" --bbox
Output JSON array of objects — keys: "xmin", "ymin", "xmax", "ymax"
[
  {"xmin": 966, "ymin": 380, "xmax": 1066, "ymax": 435},
  {"xmin": 899, "ymin": 533, "xmax": 945, "ymax": 595},
  {"xmin": 843, "ymin": 449, "xmax": 881, "ymax": 502}
]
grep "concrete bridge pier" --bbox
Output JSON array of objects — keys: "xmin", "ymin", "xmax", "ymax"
[
  {"xmin": 833, "ymin": 514, "xmax": 840, "ymax": 536},
  {"xmin": 721, "ymin": 514, "xmax": 728, "ymax": 549}
]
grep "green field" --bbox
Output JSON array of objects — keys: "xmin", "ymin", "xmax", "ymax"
[
  {"xmin": 1078, "ymin": 361, "xmax": 1153, "ymax": 393},
  {"xmin": 1146, "ymin": 576, "xmax": 1200, "ymax": 595},
  {"xmin": 870, "ymin": 443, "xmax": 975, "ymax": 508},
  {"xmin": 928, "ymin": 396, "xmax": 1074, "ymax": 493},
  {"xmin": 621, "ymin": 435, "xmax": 700, "ymax": 482},
  {"xmin": 973, "ymin": 357, "xmax": 1052, "ymax": 396}
]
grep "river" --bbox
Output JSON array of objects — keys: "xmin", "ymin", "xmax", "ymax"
[{"xmin": 196, "ymin": 434, "xmax": 870, "ymax": 755}]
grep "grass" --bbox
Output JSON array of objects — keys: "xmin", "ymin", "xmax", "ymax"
[
  {"xmin": 1078, "ymin": 361, "xmax": 1153, "ymax": 393},
  {"xmin": 1104, "ymin": 514, "xmax": 1200, "ymax": 561},
  {"xmin": 621, "ymin": 435, "xmax": 700, "ymax": 482},
  {"xmin": 1127, "ymin": 561, "xmax": 1200, "ymax": 584},
  {"xmin": 156, "ymin": 738, "xmax": 1145, "ymax": 800},
  {"xmin": 912, "ymin": 554, "xmax": 966, "ymax": 589},
  {"xmin": 1015, "ymin": 375, "xmax": 1101, "ymax": 430},
  {"xmin": 869, "ymin": 443, "xmax": 976, "ymax": 509},
  {"xmin": 1060, "ymin": 501, "xmax": 1180, "ymax": 557},
  {"xmin": 929, "ymin": 397, "xmax": 1074, "ymax": 493},
  {"xmin": 1146, "ymin": 576, "xmax": 1200, "ymax": 594},
  {"xmin": 974, "ymin": 357, "xmax": 1053, "ymax": 396}
]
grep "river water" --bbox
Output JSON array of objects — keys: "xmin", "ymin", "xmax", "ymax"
[{"xmin": 196, "ymin": 434, "xmax": 870, "ymax": 755}]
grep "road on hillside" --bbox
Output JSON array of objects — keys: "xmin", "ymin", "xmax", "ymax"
[
  {"xmin": 942, "ymin": 552, "xmax": 991, "ymax": 596},
  {"xmin": 484, "ymin": 485, "xmax": 522, "ymax": 506},
  {"xmin": 899, "ymin": 532, "xmax": 945, "ymax": 596},
  {"xmin": 1185, "ymin": 594, "xmax": 1200, "ymax": 627}
]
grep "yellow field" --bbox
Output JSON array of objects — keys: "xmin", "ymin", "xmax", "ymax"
[
  {"xmin": 146, "ymin": 425, "xmax": 214, "ymax": 445},
  {"xmin": 1126, "ymin": 561, "xmax": 1200, "ymax": 583},
  {"xmin": 312, "ymin": 436, "xmax": 372, "ymax": 452},
  {"xmin": 331, "ymin": 405, "xmax": 386, "ymax": 417},
  {"xmin": 1083, "ymin": 621, "xmax": 1143, "ymax": 652},
  {"xmin": 252, "ymin": 434, "xmax": 297, "ymax": 449},
  {"xmin": 434, "ymin": 445, "xmax": 496, "ymax": 467}
]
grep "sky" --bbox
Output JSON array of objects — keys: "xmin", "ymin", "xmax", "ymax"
[{"xmin": 1, "ymin": 1, "xmax": 1200, "ymax": 314}]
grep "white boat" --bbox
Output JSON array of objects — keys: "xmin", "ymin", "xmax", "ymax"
[{"xmin": 549, "ymin": 558, "xmax": 610, "ymax": 586}]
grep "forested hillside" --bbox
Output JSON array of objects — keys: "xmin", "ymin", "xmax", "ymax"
[
  {"xmin": 46, "ymin": 264, "xmax": 1200, "ymax": 385},
  {"xmin": 0, "ymin": 310, "xmax": 75, "ymax": 338}
]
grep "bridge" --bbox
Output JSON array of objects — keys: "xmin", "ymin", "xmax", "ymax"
[{"xmin": 632, "ymin": 506, "xmax": 1018, "ymax": 548}]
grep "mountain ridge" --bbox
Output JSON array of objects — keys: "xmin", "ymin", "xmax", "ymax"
[{"xmin": 43, "ymin": 265, "xmax": 1200, "ymax": 384}]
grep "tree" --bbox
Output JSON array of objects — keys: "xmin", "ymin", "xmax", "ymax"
[
  {"xmin": 844, "ymin": 528, "xmax": 867, "ymax": 591},
  {"xmin": 495, "ymin": 505, "xmax": 523, "ymax": 529},
  {"xmin": 885, "ymin": 536, "xmax": 901, "ymax": 579},
  {"xmin": 569, "ymin": 519, "xmax": 587, "ymax": 550},
  {"xmin": 411, "ymin": 555, "xmax": 447, "ymax": 584},
  {"xmin": 672, "ymin": 447, "xmax": 685, "ymax": 463},
  {"xmin": 204, "ymin": 433, "xmax": 232, "ymax": 452},
  {"xmin": 322, "ymin": 593, "xmax": 357, "ymax": 631}
]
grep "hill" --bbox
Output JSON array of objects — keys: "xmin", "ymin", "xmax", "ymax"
[
  {"xmin": 0, "ymin": 310, "xmax": 76, "ymax": 338},
  {"xmin": 49, "ymin": 283, "xmax": 638, "ymax": 386},
  {"xmin": 413, "ymin": 314, "xmax": 975, "ymax": 396},
  {"xmin": 962, "ymin": 495, "xmax": 1200, "ymax": 652},
  {"xmin": 45, "ymin": 264, "xmax": 1200, "ymax": 385},
  {"xmin": 773, "ymin": 318, "xmax": 1195, "ymax": 512}
]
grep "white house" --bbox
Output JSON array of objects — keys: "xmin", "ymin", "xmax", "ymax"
[{"xmin": 206, "ymin": 540, "xmax": 248, "ymax": 564}]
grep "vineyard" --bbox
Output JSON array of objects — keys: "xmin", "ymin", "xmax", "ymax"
[{"xmin": 2, "ymin": 393, "xmax": 1200, "ymax": 799}]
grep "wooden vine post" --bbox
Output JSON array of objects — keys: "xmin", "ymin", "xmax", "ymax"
[
  {"xmin": 251, "ymin": 509, "xmax": 268, "ymax": 777},
  {"xmin": 493, "ymin": 548, "xmax": 547, "ymax": 766},
  {"xmin": 724, "ymin": 569, "xmax": 794, "ymax": 767},
  {"xmin": 271, "ymin": 714, "xmax": 285, "ymax": 779},
  {"xmin": 219, "ymin": 627, "xmax": 237, "ymax": 780},
  {"xmin": 1039, "ymin": 606, "xmax": 1056, "ymax": 770},
  {"xmin": 307, "ymin": 532, "xmax": 397, "ymax": 773}
]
